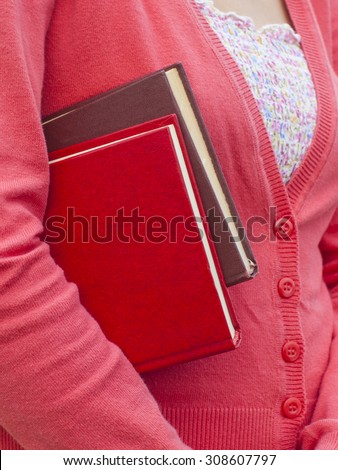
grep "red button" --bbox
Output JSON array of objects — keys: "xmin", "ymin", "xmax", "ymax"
[
  {"xmin": 274, "ymin": 217, "xmax": 294, "ymax": 239},
  {"xmin": 282, "ymin": 398, "xmax": 302, "ymax": 419},
  {"xmin": 282, "ymin": 341, "xmax": 301, "ymax": 362},
  {"xmin": 278, "ymin": 278, "xmax": 296, "ymax": 298}
]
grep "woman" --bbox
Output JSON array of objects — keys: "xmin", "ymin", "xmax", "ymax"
[{"xmin": 0, "ymin": 0, "xmax": 337, "ymax": 449}]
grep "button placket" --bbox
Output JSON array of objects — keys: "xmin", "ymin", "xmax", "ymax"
[{"xmin": 273, "ymin": 215, "xmax": 303, "ymax": 419}]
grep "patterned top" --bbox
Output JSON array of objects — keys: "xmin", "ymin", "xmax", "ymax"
[{"xmin": 194, "ymin": 0, "xmax": 318, "ymax": 184}]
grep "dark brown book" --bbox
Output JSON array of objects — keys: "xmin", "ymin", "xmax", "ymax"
[{"xmin": 42, "ymin": 63, "xmax": 257, "ymax": 286}]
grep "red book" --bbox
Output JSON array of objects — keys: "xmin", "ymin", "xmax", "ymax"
[{"xmin": 44, "ymin": 115, "xmax": 240, "ymax": 372}]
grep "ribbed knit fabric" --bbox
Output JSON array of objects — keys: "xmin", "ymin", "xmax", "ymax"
[
  {"xmin": 0, "ymin": 0, "xmax": 338, "ymax": 450},
  {"xmin": 301, "ymin": 422, "xmax": 338, "ymax": 450},
  {"xmin": 0, "ymin": 428, "xmax": 21, "ymax": 450},
  {"xmin": 316, "ymin": 432, "xmax": 338, "ymax": 450},
  {"xmin": 161, "ymin": 407, "xmax": 275, "ymax": 449}
]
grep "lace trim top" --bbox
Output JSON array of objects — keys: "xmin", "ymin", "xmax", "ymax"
[{"xmin": 194, "ymin": 0, "xmax": 318, "ymax": 184}]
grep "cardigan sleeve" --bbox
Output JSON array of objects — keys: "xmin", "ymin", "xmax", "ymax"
[
  {"xmin": 0, "ymin": 0, "xmax": 188, "ymax": 450},
  {"xmin": 300, "ymin": 208, "xmax": 338, "ymax": 450},
  {"xmin": 332, "ymin": 0, "xmax": 338, "ymax": 73},
  {"xmin": 300, "ymin": 0, "xmax": 338, "ymax": 451}
]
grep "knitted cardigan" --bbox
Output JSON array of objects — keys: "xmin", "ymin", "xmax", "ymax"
[{"xmin": 0, "ymin": 0, "xmax": 338, "ymax": 450}]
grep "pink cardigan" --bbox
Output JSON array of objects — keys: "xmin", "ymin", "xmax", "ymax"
[{"xmin": 0, "ymin": 0, "xmax": 338, "ymax": 450}]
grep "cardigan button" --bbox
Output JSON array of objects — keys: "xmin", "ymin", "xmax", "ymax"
[
  {"xmin": 278, "ymin": 278, "xmax": 296, "ymax": 298},
  {"xmin": 282, "ymin": 341, "xmax": 301, "ymax": 362},
  {"xmin": 274, "ymin": 217, "xmax": 294, "ymax": 239},
  {"xmin": 282, "ymin": 398, "xmax": 302, "ymax": 419}
]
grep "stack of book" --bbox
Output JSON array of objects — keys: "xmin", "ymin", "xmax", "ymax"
[{"xmin": 42, "ymin": 63, "xmax": 257, "ymax": 373}]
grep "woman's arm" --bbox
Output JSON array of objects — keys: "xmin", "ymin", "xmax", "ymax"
[
  {"xmin": 333, "ymin": 0, "xmax": 338, "ymax": 71},
  {"xmin": 0, "ymin": 0, "xmax": 187, "ymax": 450},
  {"xmin": 300, "ymin": 206, "xmax": 338, "ymax": 449},
  {"xmin": 299, "ymin": 0, "xmax": 338, "ymax": 450}
]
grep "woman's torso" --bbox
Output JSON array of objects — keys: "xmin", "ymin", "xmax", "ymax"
[{"xmin": 39, "ymin": 0, "xmax": 338, "ymax": 449}]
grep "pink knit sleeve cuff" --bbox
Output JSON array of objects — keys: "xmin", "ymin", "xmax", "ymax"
[
  {"xmin": 315, "ymin": 432, "xmax": 338, "ymax": 450},
  {"xmin": 301, "ymin": 420, "xmax": 338, "ymax": 450}
]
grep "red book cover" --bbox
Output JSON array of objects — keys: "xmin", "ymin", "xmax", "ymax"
[{"xmin": 44, "ymin": 115, "xmax": 240, "ymax": 372}]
